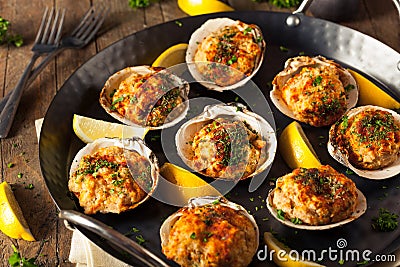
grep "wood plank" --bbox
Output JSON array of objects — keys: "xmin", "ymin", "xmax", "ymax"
[
  {"xmin": 363, "ymin": 0, "xmax": 400, "ymax": 52},
  {"xmin": 160, "ymin": 0, "xmax": 187, "ymax": 23},
  {"xmin": 0, "ymin": 0, "xmax": 55, "ymax": 264},
  {"xmin": 95, "ymin": 0, "xmax": 146, "ymax": 51}
]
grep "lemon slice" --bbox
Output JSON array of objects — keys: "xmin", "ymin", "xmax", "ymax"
[
  {"xmin": 152, "ymin": 43, "xmax": 188, "ymax": 68},
  {"xmin": 348, "ymin": 69, "xmax": 400, "ymax": 109},
  {"xmin": 159, "ymin": 163, "xmax": 221, "ymax": 205},
  {"xmin": 73, "ymin": 114, "xmax": 148, "ymax": 143},
  {"xmin": 264, "ymin": 232, "xmax": 325, "ymax": 267},
  {"xmin": 0, "ymin": 182, "xmax": 35, "ymax": 241},
  {"xmin": 177, "ymin": 0, "xmax": 234, "ymax": 16},
  {"xmin": 279, "ymin": 121, "xmax": 321, "ymax": 169}
]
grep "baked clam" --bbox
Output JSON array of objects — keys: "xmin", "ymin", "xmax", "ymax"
[
  {"xmin": 99, "ymin": 65, "xmax": 189, "ymax": 130},
  {"xmin": 160, "ymin": 196, "xmax": 259, "ymax": 267},
  {"xmin": 266, "ymin": 165, "xmax": 367, "ymax": 230},
  {"xmin": 186, "ymin": 17, "xmax": 265, "ymax": 91},
  {"xmin": 270, "ymin": 55, "xmax": 358, "ymax": 127},
  {"xmin": 328, "ymin": 105, "xmax": 400, "ymax": 179},
  {"xmin": 68, "ymin": 137, "xmax": 159, "ymax": 214},
  {"xmin": 175, "ymin": 103, "xmax": 277, "ymax": 180}
]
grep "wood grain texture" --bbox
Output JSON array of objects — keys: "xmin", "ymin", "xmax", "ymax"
[{"xmin": 0, "ymin": 0, "xmax": 399, "ymax": 266}]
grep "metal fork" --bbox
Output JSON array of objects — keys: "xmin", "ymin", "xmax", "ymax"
[
  {"xmin": 25, "ymin": 6, "xmax": 109, "ymax": 83},
  {"xmin": 0, "ymin": 7, "xmax": 108, "ymax": 113},
  {"xmin": 0, "ymin": 7, "xmax": 65, "ymax": 138},
  {"xmin": 0, "ymin": 6, "xmax": 108, "ymax": 138}
]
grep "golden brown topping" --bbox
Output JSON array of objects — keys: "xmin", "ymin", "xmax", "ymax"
[
  {"xmin": 68, "ymin": 146, "xmax": 152, "ymax": 214},
  {"xmin": 331, "ymin": 108, "xmax": 400, "ymax": 170},
  {"xmin": 272, "ymin": 165, "xmax": 358, "ymax": 225}
]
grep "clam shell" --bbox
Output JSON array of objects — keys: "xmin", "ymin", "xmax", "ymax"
[
  {"xmin": 328, "ymin": 105, "xmax": 400, "ymax": 179},
  {"xmin": 270, "ymin": 55, "xmax": 358, "ymax": 126},
  {"xmin": 159, "ymin": 196, "xmax": 259, "ymax": 249},
  {"xmin": 266, "ymin": 188, "xmax": 367, "ymax": 230},
  {"xmin": 175, "ymin": 103, "xmax": 277, "ymax": 180},
  {"xmin": 69, "ymin": 137, "xmax": 159, "ymax": 209},
  {"xmin": 186, "ymin": 18, "xmax": 265, "ymax": 91},
  {"xmin": 99, "ymin": 65, "xmax": 189, "ymax": 130}
]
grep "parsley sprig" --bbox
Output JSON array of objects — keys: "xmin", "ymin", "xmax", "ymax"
[
  {"xmin": 128, "ymin": 0, "xmax": 151, "ymax": 8},
  {"xmin": 372, "ymin": 208, "xmax": 398, "ymax": 232},
  {"xmin": 0, "ymin": 17, "xmax": 23, "ymax": 47},
  {"xmin": 8, "ymin": 245, "xmax": 37, "ymax": 267}
]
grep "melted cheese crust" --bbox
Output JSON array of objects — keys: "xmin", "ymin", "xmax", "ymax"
[
  {"xmin": 68, "ymin": 146, "xmax": 152, "ymax": 214},
  {"xmin": 162, "ymin": 204, "xmax": 258, "ymax": 267},
  {"xmin": 191, "ymin": 118, "xmax": 266, "ymax": 179},
  {"xmin": 194, "ymin": 22, "xmax": 262, "ymax": 86},
  {"xmin": 330, "ymin": 108, "xmax": 400, "ymax": 169},
  {"xmin": 280, "ymin": 65, "xmax": 347, "ymax": 127},
  {"xmin": 111, "ymin": 68, "xmax": 184, "ymax": 127},
  {"xmin": 272, "ymin": 165, "xmax": 358, "ymax": 225}
]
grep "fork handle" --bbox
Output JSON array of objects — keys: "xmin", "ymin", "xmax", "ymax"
[
  {"xmin": 0, "ymin": 53, "xmax": 40, "ymax": 138},
  {"xmin": 0, "ymin": 48, "xmax": 66, "ymax": 112}
]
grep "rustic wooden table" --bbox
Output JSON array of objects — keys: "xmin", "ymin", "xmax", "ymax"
[{"xmin": 0, "ymin": 0, "xmax": 399, "ymax": 266}]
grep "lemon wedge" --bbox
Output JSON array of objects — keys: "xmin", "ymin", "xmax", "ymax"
[
  {"xmin": 152, "ymin": 43, "xmax": 188, "ymax": 68},
  {"xmin": 72, "ymin": 114, "xmax": 148, "ymax": 143},
  {"xmin": 263, "ymin": 232, "xmax": 325, "ymax": 267},
  {"xmin": 0, "ymin": 182, "xmax": 35, "ymax": 241},
  {"xmin": 348, "ymin": 69, "xmax": 400, "ymax": 109},
  {"xmin": 159, "ymin": 163, "xmax": 221, "ymax": 204},
  {"xmin": 177, "ymin": 0, "xmax": 234, "ymax": 16},
  {"xmin": 279, "ymin": 121, "xmax": 321, "ymax": 169}
]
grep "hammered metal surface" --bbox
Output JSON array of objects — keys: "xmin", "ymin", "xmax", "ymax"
[{"xmin": 40, "ymin": 11, "xmax": 400, "ymax": 267}]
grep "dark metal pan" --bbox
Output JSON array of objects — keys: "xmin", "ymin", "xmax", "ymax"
[{"xmin": 39, "ymin": 6, "xmax": 400, "ymax": 267}]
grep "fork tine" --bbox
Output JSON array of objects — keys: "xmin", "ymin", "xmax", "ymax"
[
  {"xmin": 54, "ymin": 9, "xmax": 66, "ymax": 44},
  {"xmin": 34, "ymin": 7, "xmax": 49, "ymax": 43},
  {"xmin": 74, "ymin": 7, "xmax": 100, "ymax": 38},
  {"xmin": 77, "ymin": 7, "xmax": 106, "ymax": 40},
  {"xmin": 70, "ymin": 6, "xmax": 95, "ymax": 37},
  {"xmin": 82, "ymin": 8, "xmax": 109, "ymax": 43},
  {"xmin": 41, "ymin": 7, "xmax": 55, "ymax": 43}
]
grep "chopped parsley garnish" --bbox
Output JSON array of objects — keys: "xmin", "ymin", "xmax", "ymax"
[
  {"xmin": 135, "ymin": 235, "xmax": 146, "ymax": 245},
  {"xmin": 111, "ymin": 96, "xmax": 124, "ymax": 106},
  {"xmin": 291, "ymin": 217, "xmax": 303, "ymax": 224},
  {"xmin": 25, "ymin": 183, "xmax": 34, "ymax": 190},
  {"xmin": 372, "ymin": 208, "xmax": 398, "ymax": 232},
  {"xmin": 77, "ymin": 158, "xmax": 119, "ymax": 175},
  {"xmin": 227, "ymin": 55, "xmax": 237, "ymax": 65},
  {"xmin": 243, "ymin": 27, "xmax": 252, "ymax": 34},
  {"xmin": 344, "ymin": 84, "xmax": 355, "ymax": 92},
  {"xmin": 279, "ymin": 46, "xmax": 289, "ymax": 52},
  {"xmin": 277, "ymin": 209, "xmax": 286, "ymax": 220},
  {"xmin": 312, "ymin": 75, "xmax": 323, "ymax": 86},
  {"xmin": 8, "ymin": 245, "xmax": 37, "ymax": 267},
  {"xmin": 190, "ymin": 233, "xmax": 196, "ymax": 239},
  {"xmin": 175, "ymin": 20, "xmax": 183, "ymax": 27},
  {"xmin": 7, "ymin": 163, "xmax": 14, "ymax": 168},
  {"xmin": 345, "ymin": 169, "xmax": 354, "ymax": 175}
]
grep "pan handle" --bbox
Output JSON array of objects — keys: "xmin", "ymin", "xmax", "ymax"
[
  {"xmin": 288, "ymin": 0, "xmax": 400, "ymax": 25},
  {"xmin": 286, "ymin": 0, "xmax": 314, "ymax": 27},
  {"xmin": 59, "ymin": 210, "xmax": 170, "ymax": 267},
  {"xmin": 394, "ymin": 0, "xmax": 400, "ymax": 18},
  {"xmin": 293, "ymin": 0, "xmax": 314, "ymax": 14}
]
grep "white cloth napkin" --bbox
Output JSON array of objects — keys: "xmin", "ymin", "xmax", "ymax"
[
  {"xmin": 35, "ymin": 118, "xmax": 132, "ymax": 267},
  {"xmin": 68, "ymin": 228, "xmax": 131, "ymax": 267}
]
